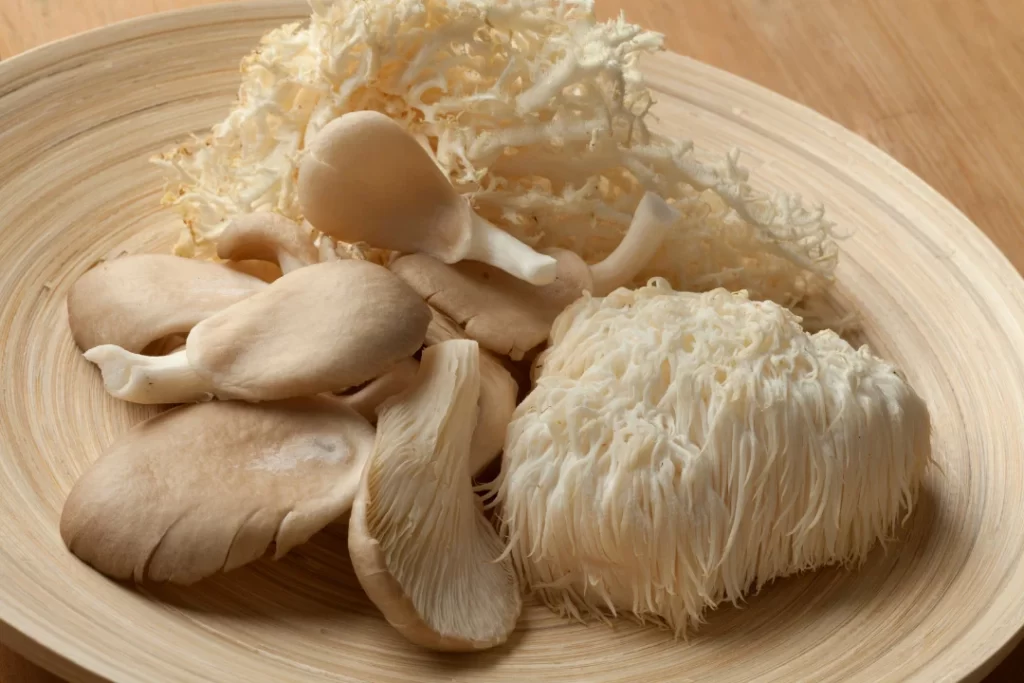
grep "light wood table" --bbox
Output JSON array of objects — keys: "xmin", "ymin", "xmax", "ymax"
[{"xmin": 1, "ymin": 1, "xmax": 1022, "ymax": 681}]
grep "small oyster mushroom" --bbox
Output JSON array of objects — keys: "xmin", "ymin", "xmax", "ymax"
[
  {"xmin": 424, "ymin": 305, "xmax": 466, "ymax": 346},
  {"xmin": 84, "ymin": 260, "xmax": 431, "ymax": 404},
  {"xmin": 471, "ymin": 352, "xmax": 518, "ymax": 475},
  {"xmin": 392, "ymin": 192, "xmax": 679, "ymax": 360},
  {"xmin": 336, "ymin": 357, "xmax": 421, "ymax": 424},
  {"xmin": 424, "ymin": 307, "xmax": 518, "ymax": 475},
  {"xmin": 348, "ymin": 339, "xmax": 522, "ymax": 651},
  {"xmin": 217, "ymin": 212, "xmax": 319, "ymax": 275},
  {"xmin": 60, "ymin": 397, "xmax": 375, "ymax": 584},
  {"xmin": 67, "ymin": 253, "xmax": 266, "ymax": 353},
  {"xmin": 297, "ymin": 110, "xmax": 557, "ymax": 286}
]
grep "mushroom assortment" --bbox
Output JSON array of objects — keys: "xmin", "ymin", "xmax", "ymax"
[
  {"xmin": 62, "ymin": 107, "xmax": 931, "ymax": 651},
  {"xmin": 62, "ymin": 110, "xmax": 609, "ymax": 652}
]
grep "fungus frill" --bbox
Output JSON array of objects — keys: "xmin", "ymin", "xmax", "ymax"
[
  {"xmin": 348, "ymin": 339, "xmax": 522, "ymax": 651},
  {"xmin": 493, "ymin": 279, "xmax": 932, "ymax": 634}
]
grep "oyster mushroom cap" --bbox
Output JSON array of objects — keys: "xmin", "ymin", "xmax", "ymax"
[
  {"xmin": 470, "ymin": 351, "xmax": 518, "ymax": 475},
  {"xmin": 391, "ymin": 192, "xmax": 679, "ymax": 360},
  {"xmin": 83, "ymin": 346, "xmax": 214, "ymax": 405},
  {"xmin": 588, "ymin": 191, "xmax": 679, "ymax": 296},
  {"xmin": 392, "ymin": 249, "xmax": 587, "ymax": 361},
  {"xmin": 217, "ymin": 212, "xmax": 319, "ymax": 275},
  {"xmin": 423, "ymin": 307, "xmax": 519, "ymax": 474},
  {"xmin": 188, "ymin": 259, "xmax": 431, "ymax": 401},
  {"xmin": 60, "ymin": 397, "xmax": 375, "ymax": 584},
  {"xmin": 337, "ymin": 357, "xmax": 421, "ymax": 424},
  {"xmin": 297, "ymin": 110, "xmax": 556, "ymax": 286},
  {"xmin": 84, "ymin": 260, "xmax": 431, "ymax": 404},
  {"xmin": 348, "ymin": 339, "xmax": 522, "ymax": 651},
  {"xmin": 67, "ymin": 253, "xmax": 266, "ymax": 353}
]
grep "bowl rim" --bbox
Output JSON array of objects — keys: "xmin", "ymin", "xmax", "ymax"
[{"xmin": 1, "ymin": 1, "xmax": 1023, "ymax": 681}]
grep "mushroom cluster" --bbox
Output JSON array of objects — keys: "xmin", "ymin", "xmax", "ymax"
[
  {"xmin": 63, "ymin": 107, "xmax": 931, "ymax": 648},
  {"xmin": 63, "ymin": 110, "xmax": 673, "ymax": 651}
]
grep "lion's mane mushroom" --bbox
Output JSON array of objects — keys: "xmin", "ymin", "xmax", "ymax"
[
  {"xmin": 216, "ymin": 212, "xmax": 319, "ymax": 275},
  {"xmin": 392, "ymin": 192, "xmax": 679, "ymax": 360},
  {"xmin": 84, "ymin": 260, "xmax": 431, "ymax": 404},
  {"xmin": 492, "ymin": 280, "xmax": 933, "ymax": 635},
  {"xmin": 297, "ymin": 110, "xmax": 557, "ymax": 286},
  {"xmin": 348, "ymin": 339, "xmax": 522, "ymax": 651},
  {"xmin": 67, "ymin": 253, "xmax": 266, "ymax": 354},
  {"xmin": 60, "ymin": 397, "xmax": 375, "ymax": 584}
]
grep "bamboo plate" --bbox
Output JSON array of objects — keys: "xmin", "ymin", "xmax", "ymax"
[{"xmin": 1, "ymin": 2, "xmax": 1024, "ymax": 682}]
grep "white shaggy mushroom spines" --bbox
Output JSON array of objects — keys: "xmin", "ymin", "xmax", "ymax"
[{"xmin": 492, "ymin": 279, "xmax": 932, "ymax": 634}]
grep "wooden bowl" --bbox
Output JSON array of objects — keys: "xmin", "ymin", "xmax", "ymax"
[{"xmin": 2, "ymin": 2, "xmax": 1023, "ymax": 681}]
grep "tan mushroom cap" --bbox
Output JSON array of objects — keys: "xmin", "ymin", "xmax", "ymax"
[
  {"xmin": 392, "ymin": 249, "xmax": 587, "ymax": 360},
  {"xmin": 297, "ymin": 110, "xmax": 556, "ymax": 285},
  {"xmin": 67, "ymin": 253, "xmax": 266, "ymax": 353},
  {"xmin": 337, "ymin": 357, "xmax": 420, "ymax": 424},
  {"xmin": 188, "ymin": 259, "xmax": 432, "ymax": 401},
  {"xmin": 471, "ymin": 352, "xmax": 518, "ymax": 475},
  {"xmin": 217, "ymin": 212, "xmax": 319, "ymax": 275},
  {"xmin": 348, "ymin": 339, "xmax": 522, "ymax": 652},
  {"xmin": 60, "ymin": 397, "xmax": 375, "ymax": 584},
  {"xmin": 391, "ymin": 192, "xmax": 680, "ymax": 360},
  {"xmin": 424, "ymin": 307, "xmax": 519, "ymax": 474}
]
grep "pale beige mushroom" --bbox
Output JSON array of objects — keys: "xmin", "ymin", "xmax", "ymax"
[
  {"xmin": 84, "ymin": 260, "xmax": 431, "ymax": 404},
  {"xmin": 424, "ymin": 305, "xmax": 466, "ymax": 346},
  {"xmin": 392, "ymin": 192, "xmax": 680, "ymax": 360},
  {"xmin": 60, "ymin": 397, "xmax": 375, "ymax": 584},
  {"xmin": 216, "ymin": 212, "xmax": 319, "ymax": 275},
  {"xmin": 471, "ymin": 352, "xmax": 518, "ymax": 475},
  {"xmin": 297, "ymin": 110, "xmax": 557, "ymax": 286},
  {"xmin": 67, "ymin": 253, "xmax": 266, "ymax": 353},
  {"xmin": 424, "ymin": 307, "xmax": 518, "ymax": 475},
  {"xmin": 348, "ymin": 339, "xmax": 522, "ymax": 651},
  {"xmin": 336, "ymin": 357, "xmax": 420, "ymax": 424},
  {"xmin": 225, "ymin": 260, "xmax": 284, "ymax": 284}
]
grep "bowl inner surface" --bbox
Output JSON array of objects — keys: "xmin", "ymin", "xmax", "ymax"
[{"xmin": 1, "ymin": 3, "xmax": 1023, "ymax": 682}]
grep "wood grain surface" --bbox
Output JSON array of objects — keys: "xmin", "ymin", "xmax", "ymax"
[{"xmin": 1, "ymin": 0, "xmax": 1022, "ymax": 681}]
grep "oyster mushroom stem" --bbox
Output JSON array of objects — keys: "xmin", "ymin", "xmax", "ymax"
[
  {"xmin": 298, "ymin": 110, "xmax": 557, "ymax": 286},
  {"xmin": 83, "ymin": 347, "xmax": 214, "ymax": 404},
  {"xmin": 588, "ymin": 191, "xmax": 680, "ymax": 295},
  {"xmin": 348, "ymin": 339, "xmax": 522, "ymax": 651}
]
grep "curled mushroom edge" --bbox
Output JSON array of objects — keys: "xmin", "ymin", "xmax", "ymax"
[{"xmin": 297, "ymin": 110, "xmax": 557, "ymax": 286}]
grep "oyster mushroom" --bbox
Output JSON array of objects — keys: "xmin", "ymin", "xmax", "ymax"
[
  {"xmin": 60, "ymin": 397, "xmax": 375, "ymax": 584},
  {"xmin": 336, "ymin": 357, "xmax": 420, "ymax": 424},
  {"xmin": 84, "ymin": 260, "xmax": 431, "ymax": 404},
  {"xmin": 216, "ymin": 212, "xmax": 319, "ymax": 275},
  {"xmin": 392, "ymin": 192, "xmax": 679, "ymax": 360},
  {"xmin": 348, "ymin": 339, "xmax": 522, "ymax": 651},
  {"xmin": 297, "ymin": 110, "xmax": 557, "ymax": 286},
  {"xmin": 424, "ymin": 307, "xmax": 518, "ymax": 474},
  {"xmin": 67, "ymin": 253, "xmax": 266, "ymax": 353}
]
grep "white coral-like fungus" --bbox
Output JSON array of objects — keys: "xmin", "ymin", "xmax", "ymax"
[
  {"xmin": 493, "ymin": 279, "xmax": 931, "ymax": 634},
  {"xmin": 155, "ymin": 0, "xmax": 838, "ymax": 324}
]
